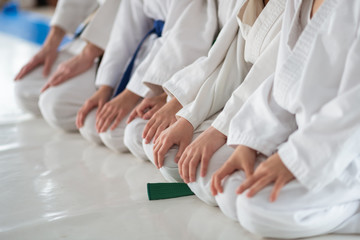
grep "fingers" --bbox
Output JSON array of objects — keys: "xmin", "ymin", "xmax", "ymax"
[
  {"xmin": 142, "ymin": 118, "xmax": 154, "ymax": 140},
  {"xmin": 136, "ymin": 101, "xmax": 151, "ymax": 118},
  {"xmin": 96, "ymin": 107, "xmax": 117, "ymax": 133},
  {"xmin": 76, "ymin": 101, "xmax": 95, "ymax": 128},
  {"xmin": 211, "ymin": 162, "xmax": 236, "ymax": 196},
  {"xmin": 153, "ymin": 140, "xmax": 161, "ymax": 168},
  {"xmin": 174, "ymin": 141, "xmax": 187, "ymax": 163},
  {"xmin": 245, "ymin": 175, "xmax": 270, "ymax": 198},
  {"xmin": 96, "ymin": 100, "xmax": 106, "ymax": 116},
  {"xmin": 43, "ymin": 57, "xmax": 54, "ymax": 77},
  {"xmin": 153, "ymin": 124, "xmax": 166, "ymax": 143},
  {"xmin": 153, "ymin": 140, "xmax": 173, "ymax": 169},
  {"xmin": 179, "ymin": 155, "xmax": 192, "ymax": 183},
  {"xmin": 199, "ymin": 154, "xmax": 211, "ymax": 178},
  {"xmin": 144, "ymin": 120, "xmax": 160, "ymax": 144},
  {"xmin": 15, "ymin": 58, "xmax": 41, "ymax": 80},
  {"xmin": 270, "ymin": 179, "xmax": 285, "ymax": 202},
  {"xmin": 40, "ymin": 82, "xmax": 51, "ymax": 92},
  {"xmin": 236, "ymin": 175, "xmax": 258, "ymax": 195},
  {"xmin": 110, "ymin": 110, "xmax": 127, "ymax": 131},
  {"xmin": 242, "ymin": 160, "xmax": 255, "ymax": 179},
  {"xmin": 188, "ymin": 156, "xmax": 201, "ymax": 183},
  {"xmin": 142, "ymin": 107, "xmax": 159, "ymax": 120},
  {"xmin": 178, "ymin": 153, "xmax": 187, "ymax": 181},
  {"xmin": 127, "ymin": 108, "xmax": 138, "ymax": 124},
  {"xmin": 128, "ymin": 99, "xmax": 152, "ymax": 123}
]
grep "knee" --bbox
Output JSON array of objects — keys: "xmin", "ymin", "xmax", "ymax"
[
  {"xmin": 159, "ymin": 147, "xmax": 182, "ymax": 182},
  {"xmin": 38, "ymin": 89, "xmax": 76, "ymax": 131},
  {"xmin": 188, "ymin": 179, "xmax": 217, "ymax": 206},
  {"xmin": 99, "ymin": 129, "xmax": 128, "ymax": 153},
  {"xmin": 14, "ymin": 79, "xmax": 41, "ymax": 116},
  {"xmin": 124, "ymin": 118, "xmax": 147, "ymax": 159},
  {"xmin": 190, "ymin": 145, "xmax": 233, "ymax": 206},
  {"xmin": 215, "ymin": 172, "xmax": 246, "ymax": 221},
  {"xmin": 236, "ymin": 194, "xmax": 359, "ymax": 239},
  {"xmin": 123, "ymin": 120, "xmax": 138, "ymax": 152},
  {"xmin": 142, "ymin": 139, "xmax": 155, "ymax": 162},
  {"xmin": 159, "ymin": 166, "xmax": 183, "ymax": 182},
  {"xmin": 79, "ymin": 110, "xmax": 102, "ymax": 145},
  {"xmin": 235, "ymin": 187, "xmax": 299, "ymax": 238}
]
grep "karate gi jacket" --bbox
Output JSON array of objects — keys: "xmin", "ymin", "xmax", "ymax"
[
  {"xmin": 51, "ymin": 0, "xmax": 119, "ymax": 55},
  {"xmin": 228, "ymin": 0, "xmax": 360, "ymax": 192},
  {"xmin": 169, "ymin": 0, "xmax": 285, "ymax": 134},
  {"xmin": 50, "ymin": 0, "xmax": 99, "ymax": 34},
  {"xmin": 163, "ymin": 0, "xmax": 243, "ymax": 107},
  {"xmin": 95, "ymin": 0, "xmax": 218, "ymax": 98}
]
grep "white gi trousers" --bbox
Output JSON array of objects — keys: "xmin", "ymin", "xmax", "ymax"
[
  {"xmin": 14, "ymin": 0, "xmax": 120, "ymax": 131},
  {"xmin": 215, "ymin": 156, "xmax": 360, "ymax": 239},
  {"xmin": 14, "ymin": 42, "xmax": 97, "ymax": 132}
]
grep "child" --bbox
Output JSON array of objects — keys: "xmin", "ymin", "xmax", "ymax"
[
  {"xmin": 123, "ymin": 0, "xmax": 241, "ymax": 161},
  {"xmin": 14, "ymin": 0, "xmax": 119, "ymax": 131},
  {"xmin": 141, "ymin": 0, "xmax": 285, "ymax": 205},
  {"xmin": 212, "ymin": 0, "xmax": 360, "ymax": 238},
  {"xmin": 77, "ymin": 0, "xmax": 217, "ymax": 153}
]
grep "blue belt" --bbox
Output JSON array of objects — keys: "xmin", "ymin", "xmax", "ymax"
[{"xmin": 113, "ymin": 20, "xmax": 165, "ymax": 97}]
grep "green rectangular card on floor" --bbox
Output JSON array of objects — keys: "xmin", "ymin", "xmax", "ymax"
[{"xmin": 147, "ymin": 183, "xmax": 195, "ymax": 200}]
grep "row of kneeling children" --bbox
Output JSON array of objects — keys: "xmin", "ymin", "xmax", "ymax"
[{"xmin": 14, "ymin": 0, "xmax": 360, "ymax": 238}]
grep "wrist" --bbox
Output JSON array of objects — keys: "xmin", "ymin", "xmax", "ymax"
[
  {"xmin": 118, "ymin": 89, "xmax": 140, "ymax": 103},
  {"xmin": 236, "ymin": 145, "xmax": 257, "ymax": 156},
  {"xmin": 82, "ymin": 43, "xmax": 104, "ymax": 60},
  {"xmin": 168, "ymin": 98, "xmax": 182, "ymax": 113},
  {"xmin": 44, "ymin": 26, "xmax": 65, "ymax": 49},
  {"xmin": 98, "ymin": 85, "xmax": 114, "ymax": 95},
  {"xmin": 208, "ymin": 127, "xmax": 227, "ymax": 141},
  {"xmin": 178, "ymin": 117, "xmax": 194, "ymax": 132}
]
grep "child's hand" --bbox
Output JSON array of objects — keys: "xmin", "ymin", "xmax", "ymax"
[
  {"xmin": 76, "ymin": 85, "xmax": 113, "ymax": 128},
  {"xmin": 142, "ymin": 98, "xmax": 182, "ymax": 144},
  {"xmin": 237, "ymin": 153, "xmax": 295, "ymax": 202},
  {"xmin": 95, "ymin": 89, "xmax": 140, "ymax": 132},
  {"xmin": 152, "ymin": 117, "xmax": 193, "ymax": 169},
  {"xmin": 178, "ymin": 127, "xmax": 227, "ymax": 183},
  {"xmin": 127, "ymin": 92, "xmax": 167, "ymax": 123},
  {"xmin": 41, "ymin": 43, "xmax": 103, "ymax": 92},
  {"xmin": 211, "ymin": 145, "xmax": 256, "ymax": 196}
]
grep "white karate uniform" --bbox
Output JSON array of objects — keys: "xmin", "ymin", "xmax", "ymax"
[
  {"xmin": 14, "ymin": 0, "xmax": 119, "ymax": 132},
  {"xmin": 126, "ymin": 0, "xmax": 243, "ymax": 162},
  {"xmin": 142, "ymin": 0, "xmax": 284, "ymax": 199},
  {"xmin": 81, "ymin": 0, "xmax": 218, "ymax": 153},
  {"xmin": 216, "ymin": 0, "xmax": 360, "ymax": 238}
]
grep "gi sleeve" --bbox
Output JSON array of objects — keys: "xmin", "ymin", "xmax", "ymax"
[
  {"xmin": 50, "ymin": 0, "xmax": 99, "ymax": 34},
  {"xmin": 278, "ymin": 35, "xmax": 360, "ymax": 192},
  {"xmin": 81, "ymin": 0, "xmax": 120, "ymax": 50},
  {"xmin": 95, "ymin": 0, "xmax": 153, "ymax": 92},
  {"xmin": 212, "ymin": 35, "xmax": 280, "ymax": 136},
  {"xmin": 132, "ymin": 0, "xmax": 218, "ymax": 95},
  {"xmin": 227, "ymin": 74, "xmax": 297, "ymax": 156},
  {"xmin": 162, "ymin": 7, "xmax": 240, "ymax": 106},
  {"xmin": 176, "ymin": 35, "xmax": 249, "ymax": 130}
]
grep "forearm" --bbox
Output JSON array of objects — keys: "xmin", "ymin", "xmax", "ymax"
[
  {"xmin": 43, "ymin": 26, "xmax": 66, "ymax": 50},
  {"xmin": 81, "ymin": 42, "xmax": 104, "ymax": 60}
]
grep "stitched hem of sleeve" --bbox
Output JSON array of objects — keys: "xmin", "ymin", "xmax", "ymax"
[
  {"xmin": 211, "ymin": 112, "xmax": 229, "ymax": 137},
  {"xmin": 176, "ymin": 109, "xmax": 201, "ymax": 130},
  {"xmin": 227, "ymin": 133, "xmax": 276, "ymax": 157},
  {"xmin": 163, "ymin": 82, "xmax": 193, "ymax": 107},
  {"xmin": 211, "ymin": 120, "xmax": 228, "ymax": 137},
  {"xmin": 278, "ymin": 143, "xmax": 323, "ymax": 192},
  {"xmin": 50, "ymin": 21, "xmax": 76, "ymax": 35}
]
